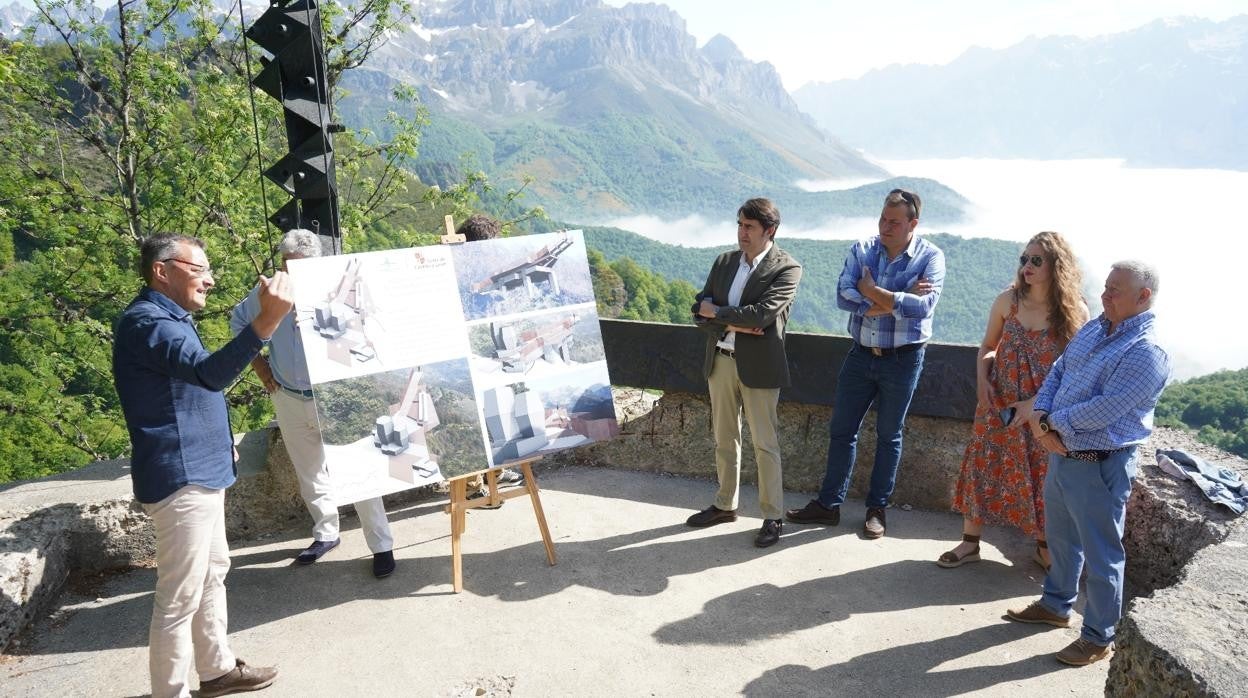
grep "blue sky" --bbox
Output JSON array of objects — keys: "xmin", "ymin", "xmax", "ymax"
[{"xmin": 606, "ymin": 0, "xmax": 1247, "ymax": 88}]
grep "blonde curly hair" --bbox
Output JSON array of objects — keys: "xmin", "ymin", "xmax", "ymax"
[{"xmin": 1013, "ymin": 231, "xmax": 1084, "ymax": 349}]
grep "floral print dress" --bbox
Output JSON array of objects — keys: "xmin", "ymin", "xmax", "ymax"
[{"xmin": 952, "ymin": 301, "xmax": 1059, "ymax": 535}]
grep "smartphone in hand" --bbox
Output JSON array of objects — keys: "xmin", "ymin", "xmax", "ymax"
[{"xmin": 999, "ymin": 406, "xmax": 1016, "ymax": 426}]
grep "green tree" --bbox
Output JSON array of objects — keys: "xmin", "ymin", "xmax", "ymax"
[
  {"xmin": 0, "ymin": 0, "xmax": 436, "ymax": 481},
  {"xmin": 1156, "ymin": 368, "xmax": 1248, "ymax": 459}
]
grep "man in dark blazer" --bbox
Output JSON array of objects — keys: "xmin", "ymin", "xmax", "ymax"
[{"xmin": 688, "ymin": 198, "xmax": 803, "ymax": 548}]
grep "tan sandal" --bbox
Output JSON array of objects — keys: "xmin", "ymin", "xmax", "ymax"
[
  {"xmin": 937, "ymin": 533, "xmax": 982, "ymax": 568},
  {"xmin": 1033, "ymin": 540, "xmax": 1050, "ymax": 571}
]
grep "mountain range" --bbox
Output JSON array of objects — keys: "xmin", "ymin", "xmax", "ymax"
[
  {"xmin": 1, "ymin": 0, "xmax": 967, "ymax": 225},
  {"xmin": 794, "ymin": 15, "xmax": 1248, "ymax": 170},
  {"xmin": 336, "ymin": 0, "xmax": 964, "ymax": 225}
]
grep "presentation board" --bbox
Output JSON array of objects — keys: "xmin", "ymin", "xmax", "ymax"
[{"xmin": 287, "ymin": 230, "xmax": 618, "ymax": 504}]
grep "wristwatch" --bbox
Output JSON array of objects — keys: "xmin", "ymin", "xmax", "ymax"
[{"xmin": 1038, "ymin": 414, "xmax": 1052, "ymax": 434}]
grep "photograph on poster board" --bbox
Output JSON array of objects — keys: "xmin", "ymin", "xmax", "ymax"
[
  {"xmin": 452, "ymin": 230, "xmax": 593, "ymax": 320},
  {"xmin": 289, "ymin": 246, "xmax": 466, "ymax": 385},
  {"xmin": 466, "ymin": 305, "xmax": 605, "ymax": 389},
  {"xmin": 314, "ymin": 358, "xmax": 489, "ymax": 504},
  {"xmin": 481, "ymin": 364, "xmax": 618, "ymax": 465}
]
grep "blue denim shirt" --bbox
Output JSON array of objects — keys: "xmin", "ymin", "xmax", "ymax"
[
  {"xmin": 113, "ymin": 288, "xmax": 265, "ymax": 503},
  {"xmin": 229, "ymin": 284, "xmax": 310, "ymax": 390}
]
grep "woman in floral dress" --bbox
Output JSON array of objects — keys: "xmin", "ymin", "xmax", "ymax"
[{"xmin": 937, "ymin": 231, "xmax": 1087, "ymax": 569}]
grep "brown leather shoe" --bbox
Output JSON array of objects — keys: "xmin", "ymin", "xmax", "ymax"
[
  {"xmin": 686, "ymin": 505, "xmax": 737, "ymax": 527},
  {"xmin": 863, "ymin": 506, "xmax": 887, "ymax": 539},
  {"xmin": 785, "ymin": 499, "xmax": 840, "ymax": 526},
  {"xmin": 1005, "ymin": 600, "xmax": 1071, "ymax": 628},
  {"xmin": 199, "ymin": 658, "xmax": 277, "ymax": 697},
  {"xmin": 1055, "ymin": 638, "xmax": 1112, "ymax": 666}
]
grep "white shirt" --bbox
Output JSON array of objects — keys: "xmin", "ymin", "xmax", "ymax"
[{"xmin": 716, "ymin": 242, "xmax": 773, "ymax": 352}]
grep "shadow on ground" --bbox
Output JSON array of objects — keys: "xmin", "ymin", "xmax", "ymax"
[{"xmin": 742, "ymin": 623, "xmax": 1070, "ymax": 696}]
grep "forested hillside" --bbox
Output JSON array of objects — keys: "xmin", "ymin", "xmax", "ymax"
[
  {"xmin": 1156, "ymin": 369, "xmax": 1248, "ymax": 459},
  {"xmin": 0, "ymin": 0, "xmax": 462, "ymax": 483},
  {"xmin": 584, "ymin": 227, "xmax": 1023, "ymax": 344}
]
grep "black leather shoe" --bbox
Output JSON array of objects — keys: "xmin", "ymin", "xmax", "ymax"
[
  {"xmin": 372, "ymin": 550, "xmax": 396, "ymax": 578},
  {"xmin": 295, "ymin": 539, "xmax": 339, "ymax": 565},
  {"xmin": 785, "ymin": 499, "xmax": 841, "ymax": 526},
  {"xmin": 754, "ymin": 519, "xmax": 783, "ymax": 548},
  {"xmin": 686, "ymin": 505, "xmax": 738, "ymax": 527}
]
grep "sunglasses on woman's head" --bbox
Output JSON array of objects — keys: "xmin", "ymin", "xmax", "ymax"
[{"xmin": 1019, "ymin": 255, "xmax": 1044, "ymax": 268}]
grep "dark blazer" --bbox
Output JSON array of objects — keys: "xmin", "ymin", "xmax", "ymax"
[{"xmin": 691, "ymin": 245, "xmax": 803, "ymax": 389}]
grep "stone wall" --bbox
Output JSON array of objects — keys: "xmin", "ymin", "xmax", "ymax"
[{"xmin": 547, "ymin": 388, "xmax": 970, "ymax": 512}]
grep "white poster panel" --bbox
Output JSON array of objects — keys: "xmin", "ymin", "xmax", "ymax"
[{"xmin": 287, "ymin": 231, "xmax": 619, "ymax": 504}]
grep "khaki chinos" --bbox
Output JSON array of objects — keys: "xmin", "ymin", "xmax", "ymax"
[{"xmin": 694, "ymin": 245, "xmax": 802, "ymax": 520}]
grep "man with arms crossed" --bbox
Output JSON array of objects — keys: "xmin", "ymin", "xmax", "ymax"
[
  {"xmin": 231, "ymin": 229, "xmax": 397, "ymax": 578},
  {"xmin": 114, "ymin": 234, "xmax": 286, "ymax": 697},
  {"xmin": 1006, "ymin": 261, "xmax": 1170, "ymax": 666},
  {"xmin": 786, "ymin": 188, "xmax": 943, "ymax": 538},
  {"xmin": 687, "ymin": 198, "xmax": 803, "ymax": 548}
]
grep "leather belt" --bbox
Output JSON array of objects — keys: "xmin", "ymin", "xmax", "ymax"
[
  {"xmin": 280, "ymin": 384, "xmax": 315, "ymax": 399},
  {"xmin": 715, "ymin": 346, "xmax": 735, "ymax": 359},
  {"xmin": 1066, "ymin": 448, "xmax": 1123, "ymax": 463},
  {"xmin": 856, "ymin": 342, "xmax": 925, "ymax": 357}
]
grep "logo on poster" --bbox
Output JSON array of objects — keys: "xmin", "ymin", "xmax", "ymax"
[{"xmin": 412, "ymin": 251, "xmax": 447, "ymax": 269}]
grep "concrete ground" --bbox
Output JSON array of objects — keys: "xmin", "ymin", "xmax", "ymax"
[{"xmin": 1, "ymin": 466, "xmax": 1108, "ymax": 697}]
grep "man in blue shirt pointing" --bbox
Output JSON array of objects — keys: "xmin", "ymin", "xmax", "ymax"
[
  {"xmin": 1007, "ymin": 260, "xmax": 1170, "ymax": 667},
  {"xmin": 114, "ymin": 234, "xmax": 290, "ymax": 697},
  {"xmin": 786, "ymin": 188, "xmax": 943, "ymax": 539}
]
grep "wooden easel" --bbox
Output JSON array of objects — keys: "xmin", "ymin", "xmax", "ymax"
[
  {"xmin": 438, "ymin": 215, "xmax": 556, "ymax": 592},
  {"xmin": 443, "ymin": 459, "xmax": 557, "ymax": 593}
]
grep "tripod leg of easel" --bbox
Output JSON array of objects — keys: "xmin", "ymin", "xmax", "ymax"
[
  {"xmin": 520, "ymin": 461, "xmax": 557, "ymax": 565},
  {"xmin": 450, "ymin": 478, "xmax": 468, "ymax": 593}
]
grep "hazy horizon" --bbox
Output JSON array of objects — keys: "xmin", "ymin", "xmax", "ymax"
[
  {"xmin": 607, "ymin": 1, "xmax": 1248, "ymax": 89},
  {"xmin": 599, "ymin": 157, "xmax": 1246, "ymax": 382}
]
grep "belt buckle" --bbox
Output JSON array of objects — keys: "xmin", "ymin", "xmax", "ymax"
[{"xmin": 870, "ymin": 346, "xmax": 884, "ymax": 357}]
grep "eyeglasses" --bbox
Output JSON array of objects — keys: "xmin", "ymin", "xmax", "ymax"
[
  {"xmin": 1019, "ymin": 255, "xmax": 1045, "ymax": 268},
  {"xmin": 162, "ymin": 258, "xmax": 214, "ymax": 277},
  {"xmin": 889, "ymin": 188, "xmax": 920, "ymax": 218}
]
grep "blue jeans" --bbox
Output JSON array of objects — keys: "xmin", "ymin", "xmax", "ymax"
[
  {"xmin": 817, "ymin": 344, "xmax": 925, "ymax": 508},
  {"xmin": 1040, "ymin": 447, "xmax": 1137, "ymax": 646}
]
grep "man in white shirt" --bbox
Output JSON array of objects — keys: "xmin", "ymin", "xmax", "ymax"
[{"xmin": 687, "ymin": 198, "xmax": 803, "ymax": 548}]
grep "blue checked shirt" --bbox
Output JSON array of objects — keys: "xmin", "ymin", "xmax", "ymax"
[
  {"xmin": 230, "ymin": 284, "xmax": 311, "ymax": 391},
  {"xmin": 1033, "ymin": 311, "xmax": 1171, "ymax": 451},
  {"xmin": 837, "ymin": 234, "xmax": 945, "ymax": 348}
]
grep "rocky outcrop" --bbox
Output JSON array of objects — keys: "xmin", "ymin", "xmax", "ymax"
[
  {"xmin": 0, "ymin": 428, "xmax": 433, "ymax": 651},
  {"xmin": 0, "ymin": 460, "xmax": 153, "ymax": 652},
  {"xmin": 1109, "ymin": 520, "xmax": 1248, "ymax": 697},
  {"xmin": 1109, "ymin": 427, "xmax": 1248, "ymax": 697}
]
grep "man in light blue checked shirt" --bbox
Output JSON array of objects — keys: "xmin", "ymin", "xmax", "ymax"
[
  {"xmin": 786, "ymin": 189, "xmax": 943, "ymax": 539},
  {"xmin": 230, "ymin": 229, "xmax": 397, "ymax": 579},
  {"xmin": 1007, "ymin": 260, "xmax": 1170, "ymax": 667}
]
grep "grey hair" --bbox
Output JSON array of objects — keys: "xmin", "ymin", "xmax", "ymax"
[
  {"xmin": 140, "ymin": 234, "xmax": 204, "ymax": 284},
  {"xmin": 278, "ymin": 228, "xmax": 322, "ymax": 259},
  {"xmin": 1110, "ymin": 260, "xmax": 1160, "ymax": 298}
]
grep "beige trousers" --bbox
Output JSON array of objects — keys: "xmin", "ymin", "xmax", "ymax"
[
  {"xmin": 708, "ymin": 352, "xmax": 784, "ymax": 519},
  {"xmin": 272, "ymin": 388, "xmax": 393, "ymax": 552},
  {"xmin": 143, "ymin": 485, "xmax": 236, "ymax": 698}
]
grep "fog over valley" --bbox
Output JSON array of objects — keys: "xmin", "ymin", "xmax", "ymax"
[{"xmin": 601, "ymin": 157, "xmax": 1246, "ymax": 381}]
